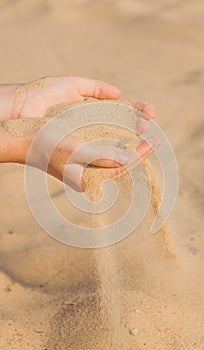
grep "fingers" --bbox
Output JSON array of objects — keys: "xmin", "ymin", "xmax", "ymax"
[
  {"xmin": 132, "ymin": 102, "xmax": 156, "ymax": 120},
  {"xmin": 68, "ymin": 131, "xmax": 160, "ymax": 170},
  {"xmin": 104, "ymin": 137, "xmax": 161, "ymax": 180},
  {"xmin": 133, "ymin": 102, "xmax": 155, "ymax": 136},
  {"xmin": 61, "ymin": 137, "xmax": 160, "ymax": 192},
  {"xmin": 70, "ymin": 142, "xmax": 129, "ymax": 168},
  {"xmin": 135, "ymin": 137, "xmax": 161, "ymax": 160},
  {"xmin": 74, "ymin": 77, "xmax": 122, "ymax": 100},
  {"xmin": 74, "ymin": 78, "xmax": 155, "ymax": 118}
]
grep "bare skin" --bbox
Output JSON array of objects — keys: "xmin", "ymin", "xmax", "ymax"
[{"xmin": 0, "ymin": 76, "xmax": 159, "ymax": 191}]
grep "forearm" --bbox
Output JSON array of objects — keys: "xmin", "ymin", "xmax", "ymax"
[{"xmin": 0, "ymin": 83, "xmax": 20, "ymax": 121}]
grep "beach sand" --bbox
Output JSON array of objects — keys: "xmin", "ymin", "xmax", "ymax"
[{"xmin": 0, "ymin": 1, "xmax": 203, "ymax": 349}]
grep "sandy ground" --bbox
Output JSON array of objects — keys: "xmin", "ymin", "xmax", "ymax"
[{"xmin": 0, "ymin": 0, "xmax": 204, "ymax": 349}]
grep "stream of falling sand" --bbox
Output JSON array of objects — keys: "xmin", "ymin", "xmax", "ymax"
[
  {"xmin": 95, "ymin": 246, "xmax": 123, "ymax": 345},
  {"xmin": 84, "ymin": 167, "xmax": 142, "ymax": 347},
  {"xmin": 84, "ymin": 159, "xmax": 173, "ymax": 348}
]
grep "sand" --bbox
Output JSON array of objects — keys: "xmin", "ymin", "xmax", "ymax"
[{"xmin": 0, "ymin": 1, "xmax": 203, "ymax": 349}]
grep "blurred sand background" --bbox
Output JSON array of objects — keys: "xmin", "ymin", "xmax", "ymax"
[{"xmin": 0, "ymin": 0, "xmax": 203, "ymax": 349}]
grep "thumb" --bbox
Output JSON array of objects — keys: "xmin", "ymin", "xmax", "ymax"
[
  {"xmin": 75, "ymin": 77, "xmax": 122, "ymax": 100},
  {"xmin": 63, "ymin": 163, "xmax": 85, "ymax": 192}
]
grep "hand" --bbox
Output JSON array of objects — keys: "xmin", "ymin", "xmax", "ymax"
[
  {"xmin": 1, "ymin": 121, "xmax": 159, "ymax": 192},
  {"xmin": 0, "ymin": 76, "xmax": 155, "ymax": 123},
  {"xmin": 0, "ymin": 76, "xmax": 122, "ymax": 120}
]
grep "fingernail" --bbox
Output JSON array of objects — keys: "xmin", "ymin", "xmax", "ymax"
[{"xmin": 146, "ymin": 137, "xmax": 161, "ymax": 150}]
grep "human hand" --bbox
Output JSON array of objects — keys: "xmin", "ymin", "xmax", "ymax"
[
  {"xmin": 0, "ymin": 76, "xmax": 155, "ymax": 123},
  {"xmin": 0, "ymin": 76, "xmax": 122, "ymax": 120},
  {"xmin": 0, "ymin": 120, "xmax": 159, "ymax": 192}
]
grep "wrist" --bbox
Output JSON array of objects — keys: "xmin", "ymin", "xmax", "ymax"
[{"xmin": 0, "ymin": 126, "xmax": 33, "ymax": 164}]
